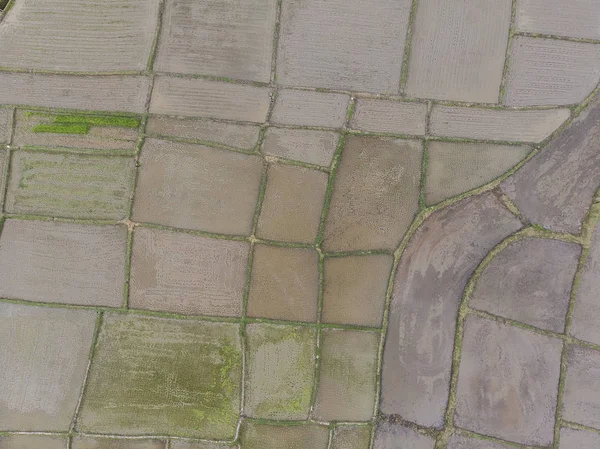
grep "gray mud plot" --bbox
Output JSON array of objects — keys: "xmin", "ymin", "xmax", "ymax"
[
  {"xmin": 0, "ymin": 220, "xmax": 127, "ymax": 307},
  {"xmin": 13, "ymin": 110, "xmax": 139, "ymax": 151},
  {"xmin": 0, "ymin": 434, "xmax": 68, "ymax": 449},
  {"xmin": 276, "ymin": 0, "xmax": 410, "ymax": 93},
  {"xmin": 374, "ymin": 421, "xmax": 435, "ymax": 449},
  {"xmin": 504, "ymin": 37, "xmax": 600, "ymax": 106},
  {"xmin": 429, "ymin": 106, "xmax": 570, "ymax": 143},
  {"xmin": 0, "ymin": 108, "xmax": 12, "ymax": 144},
  {"xmin": 132, "ymin": 138, "xmax": 263, "ymax": 235},
  {"xmin": 130, "ymin": 227, "xmax": 249, "ymax": 317},
  {"xmin": 446, "ymin": 434, "xmax": 516, "ymax": 449},
  {"xmin": 322, "ymin": 136, "xmax": 422, "ymax": 252},
  {"xmin": 559, "ymin": 427, "xmax": 600, "ymax": 449},
  {"xmin": 171, "ymin": 442, "xmax": 238, "ymax": 449},
  {"xmin": 239, "ymin": 421, "xmax": 330, "ymax": 449},
  {"xmin": 425, "ymin": 141, "xmax": 531, "ymax": 204},
  {"xmin": 146, "ymin": 116, "xmax": 260, "ymax": 151},
  {"xmin": 6, "ymin": 150, "xmax": 136, "ymax": 220},
  {"xmin": 380, "ymin": 193, "xmax": 522, "ymax": 428},
  {"xmin": 149, "ymin": 76, "xmax": 271, "ymax": 122},
  {"xmin": 271, "ymin": 90, "xmax": 349, "ymax": 128},
  {"xmin": 455, "ymin": 316, "xmax": 562, "ymax": 446},
  {"xmin": 0, "ymin": 303, "xmax": 97, "ymax": 431},
  {"xmin": 0, "ymin": 73, "xmax": 150, "ymax": 113},
  {"xmin": 155, "ymin": 0, "xmax": 276, "ymax": 82},
  {"xmin": 71, "ymin": 437, "xmax": 166, "ymax": 449},
  {"xmin": 0, "ymin": 0, "xmax": 160, "ymax": 72},
  {"xmin": 515, "ymin": 0, "xmax": 600, "ymax": 41},
  {"xmin": 405, "ymin": 0, "xmax": 511, "ymax": 103},
  {"xmin": 562, "ymin": 345, "xmax": 600, "ymax": 430},
  {"xmin": 471, "ymin": 237, "xmax": 580, "ymax": 332},
  {"xmin": 350, "ymin": 99, "xmax": 427, "ymax": 136},
  {"xmin": 500, "ymin": 93, "xmax": 600, "ymax": 234},
  {"xmin": 572, "ymin": 220, "xmax": 600, "ymax": 346},
  {"xmin": 262, "ymin": 128, "xmax": 339, "ymax": 167}
]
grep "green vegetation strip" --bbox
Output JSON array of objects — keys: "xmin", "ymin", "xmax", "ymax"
[
  {"xmin": 30, "ymin": 113, "xmax": 141, "ymax": 135},
  {"xmin": 32, "ymin": 123, "xmax": 89, "ymax": 134},
  {"xmin": 53, "ymin": 114, "xmax": 140, "ymax": 128}
]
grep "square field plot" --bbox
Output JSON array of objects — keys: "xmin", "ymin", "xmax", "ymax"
[
  {"xmin": 405, "ymin": 0, "xmax": 511, "ymax": 103},
  {"xmin": 0, "ymin": 220, "xmax": 127, "ymax": 307},
  {"xmin": 247, "ymin": 245, "xmax": 319, "ymax": 322},
  {"xmin": 155, "ymin": 0, "xmax": 276, "ymax": 82},
  {"xmin": 322, "ymin": 254, "xmax": 393, "ymax": 327},
  {"xmin": 132, "ymin": 139, "xmax": 263, "ymax": 235},
  {"xmin": 0, "ymin": 303, "xmax": 97, "ymax": 431},
  {"xmin": 0, "ymin": 0, "xmax": 160, "ymax": 72},
  {"xmin": 245, "ymin": 324, "xmax": 316, "ymax": 420},
  {"xmin": 313, "ymin": 329, "xmax": 379, "ymax": 422},
  {"xmin": 130, "ymin": 227, "xmax": 250, "ymax": 317},
  {"xmin": 405, "ymin": 0, "xmax": 512, "ymax": 103},
  {"xmin": 77, "ymin": 314, "xmax": 242, "ymax": 439},
  {"xmin": 256, "ymin": 163, "xmax": 329, "ymax": 244},
  {"xmin": 276, "ymin": 0, "xmax": 410, "ymax": 93}
]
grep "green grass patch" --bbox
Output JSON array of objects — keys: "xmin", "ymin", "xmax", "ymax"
[
  {"xmin": 0, "ymin": 0, "xmax": 13, "ymax": 13},
  {"xmin": 30, "ymin": 112, "xmax": 141, "ymax": 134},
  {"xmin": 53, "ymin": 114, "xmax": 140, "ymax": 128},
  {"xmin": 32, "ymin": 123, "xmax": 89, "ymax": 134}
]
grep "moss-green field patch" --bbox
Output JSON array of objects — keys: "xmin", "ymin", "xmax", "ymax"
[
  {"xmin": 245, "ymin": 324, "xmax": 316, "ymax": 420},
  {"xmin": 313, "ymin": 329, "xmax": 379, "ymax": 422},
  {"xmin": 77, "ymin": 314, "xmax": 242, "ymax": 439},
  {"xmin": 330, "ymin": 425, "xmax": 372, "ymax": 449}
]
